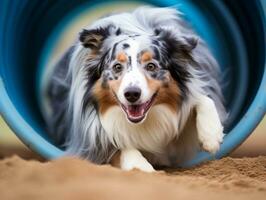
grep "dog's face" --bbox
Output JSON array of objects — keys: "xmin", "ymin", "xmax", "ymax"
[{"xmin": 80, "ymin": 25, "xmax": 197, "ymax": 123}]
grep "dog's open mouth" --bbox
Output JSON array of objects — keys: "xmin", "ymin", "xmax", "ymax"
[{"xmin": 120, "ymin": 93, "xmax": 157, "ymax": 123}]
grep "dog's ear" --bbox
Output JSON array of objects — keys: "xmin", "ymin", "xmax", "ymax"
[
  {"xmin": 79, "ymin": 25, "xmax": 118, "ymax": 50},
  {"xmin": 154, "ymin": 28, "xmax": 198, "ymax": 57},
  {"xmin": 154, "ymin": 28, "xmax": 198, "ymax": 98}
]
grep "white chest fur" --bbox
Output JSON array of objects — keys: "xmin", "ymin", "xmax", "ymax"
[{"xmin": 100, "ymin": 104, "xmax": 179, "ymax": 154}]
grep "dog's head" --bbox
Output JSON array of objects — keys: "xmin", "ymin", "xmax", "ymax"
[{"xmin": 79, "ymin": 25, "xmax": 197, "ymax": 123}]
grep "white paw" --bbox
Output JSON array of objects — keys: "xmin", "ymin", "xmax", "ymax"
[
  {"xmin": 121, "ymin": 159, "xmax": 155, "ymax": 172},
  {"xmin": 197, "ymin": 120, "xmax": 224, "ymax": 154},
  {"xmin": 120, "ymin": 149, "xmax": 155, "ymax": 173},
  {"xmin": 201, "ymin": 133, "xmax": 224, "ymax": 154},
  {"xmin": 196, "ymin": 95, "xmax": 225, "ymax": 154}
]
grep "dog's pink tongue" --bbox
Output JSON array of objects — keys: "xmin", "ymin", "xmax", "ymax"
[{"xmin": 127, "ymin": 105, "xmax": 145, "ymax": 118}]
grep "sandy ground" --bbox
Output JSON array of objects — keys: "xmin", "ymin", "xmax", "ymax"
[
  {"xmin": 0, "ymin": 117, "xmax": 265, "ymax": 200},
  {"xmin": 0, "ymin": 155, "xmax": 265, "ymax": 200}
]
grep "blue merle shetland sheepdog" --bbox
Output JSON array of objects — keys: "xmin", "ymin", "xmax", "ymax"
[{"xmin": 42, "ymin": 7, "xmax": 227, "ymax": 172}]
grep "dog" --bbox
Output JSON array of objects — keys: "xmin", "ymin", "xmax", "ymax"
[{"xmin": 42, "ymin": 7, "xmax": 227, "ymax": 172}]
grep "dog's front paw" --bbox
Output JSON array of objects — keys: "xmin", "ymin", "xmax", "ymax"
[
  {"xmin": 197, "ymin": 118, "xmax": 224, "ymax": 154},
  {"xmin": 121, "ymin": 159, "xmax": 155, "ymax": 172},
  {"xmin": 201, "ymin": 132, "xmax": 224, "ymax": 154},
  {"xmin": 120, "ymin": 149, "xmax": 155, "ymax": 172},
  {"xmin": 196, "ymin": 95, "xmax": 225, "ymax": 154},
  {"xmin": 197, "ymin": 116, "xmax": 224, "ymax": 154}
]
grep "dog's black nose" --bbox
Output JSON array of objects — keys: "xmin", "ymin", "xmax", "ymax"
[{"xmin": 124, "ymin": 87, "xmax": 141, "ymax": 103}]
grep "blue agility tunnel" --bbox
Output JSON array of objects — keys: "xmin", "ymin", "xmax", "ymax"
[{"xmin": 0, "ymin": 0, "xmax": 265, "ymax": 166}]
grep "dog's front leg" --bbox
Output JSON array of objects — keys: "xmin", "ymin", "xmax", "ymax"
[
  {"xmin": 195, "ymin": 95, "xmax": 224, "ymax": 154},
  {"xmin": 112, "ymin": 149, "xmax": 155, "ymax": 172}
]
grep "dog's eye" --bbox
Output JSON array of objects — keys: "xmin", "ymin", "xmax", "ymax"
[
  {"xmin": 113, "ymin": 63, "xmax": 123, "ymax": 73},
  {"xmin": 145, "ymin": 63, "xmax": 157, "ymax": 71}
]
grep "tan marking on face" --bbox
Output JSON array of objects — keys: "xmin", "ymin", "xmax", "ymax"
[
  {"xmin": 93, "ymin": 78, "xmax": 119, "ymax": 115},
  {"xmin": 146, "ymin": 72, "xmax": 181, "ymax": 112},
  {"xmin": 156, "ymin": 78, "xmax": 181, "ymax": 111},
  {"xmin": 116, "ymin": 52, "xmax": 127, "ymax": 63},
  {"xmin": 141, "ymin": 51, "xmax": 153, "ymax": 63}
]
